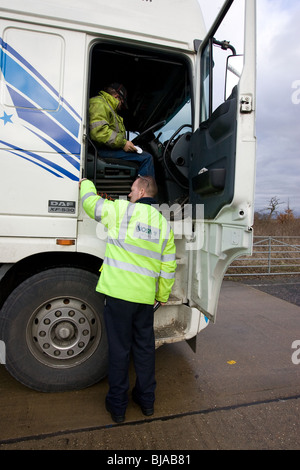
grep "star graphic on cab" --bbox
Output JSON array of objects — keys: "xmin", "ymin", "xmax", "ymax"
[{"xmin": 0, "ymin": 111, "xmax": 13, "ymax": 125}]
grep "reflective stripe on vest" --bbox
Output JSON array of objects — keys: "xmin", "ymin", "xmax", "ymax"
[
  {"xmin": 90, "ymin": 120, "xmax": 108, "ymax": 130},
  {"xmin": 107, "ymin": 237, "xmax": 176, "ymax": 263},
  {"xmin": 107, "ymin": 130, "xmax": 118, "ymax": 146},
  {"xmin": 107, "ymin": 237, "xmax": 162, "ymax": 261},
  {"xmin": 118, "ymin": 202, "xmax": 136, "ymax": 240},
  {"xmin": 104, "ymin": 257, "xmax": 159, "ymax": 278},
  {"xmin": 159, "ymin": 270, "xmax": 175, "ymax": 279},
  {"xmin": 94, "ymin": 198, "xmax": 106, "ymax": 222},
  {"xmin": 82, "ymin": 192, "xmax": 96, "ymax": 204}
]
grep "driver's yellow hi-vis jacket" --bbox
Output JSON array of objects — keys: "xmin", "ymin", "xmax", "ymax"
[
  {"xmin": 80, "ymin": 180, "xmax": 177, "ymax": 305},
  {"xmin": 89, "ymin": 91, "xmax": 127, "ymax": 149}
]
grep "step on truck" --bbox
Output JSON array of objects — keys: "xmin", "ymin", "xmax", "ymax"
[{"xmin": 0, "ymin": 0, "xmax": 256, "ymax": 391}]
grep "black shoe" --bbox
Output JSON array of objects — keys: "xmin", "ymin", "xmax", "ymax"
[
  {"xmin": 132, "ymin": 394, "xmax": 154, "ymax": 416},
  {"xmin": 105, "ymin": 400, "xmax": 125, "ymax": 423}
]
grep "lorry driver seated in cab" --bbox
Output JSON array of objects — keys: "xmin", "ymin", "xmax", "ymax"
[{"xmin": 89, "ymin": 83, "xmax": 155, "ymax": 178}]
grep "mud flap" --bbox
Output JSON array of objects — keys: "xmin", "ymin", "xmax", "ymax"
[{"xmin": 186, "ymin": 335, "xmax": 197, "ymax": 352}]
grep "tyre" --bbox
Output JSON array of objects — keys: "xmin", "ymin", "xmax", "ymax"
[{"xmin": 0, "ymin": 267, "xmax": 108, "ymax": 392}]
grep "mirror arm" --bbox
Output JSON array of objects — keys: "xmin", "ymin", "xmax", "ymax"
[{"xmin": 213, "ymin": 38, "xmax": 236, "ymax": 56}]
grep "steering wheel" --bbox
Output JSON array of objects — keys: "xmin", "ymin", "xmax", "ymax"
[{"xmin": 132, "ymin": 120, "xmax": 166, "ymax": 144}]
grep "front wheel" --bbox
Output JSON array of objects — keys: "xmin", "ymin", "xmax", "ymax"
[{"xmin": 0, "ymin": 268, "xmax": 108, "ymax": 392}]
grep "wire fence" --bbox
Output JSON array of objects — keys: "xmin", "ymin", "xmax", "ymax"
[{"xmin": 225, "ymin": 236, "xmax": 300, "ymax": 277}]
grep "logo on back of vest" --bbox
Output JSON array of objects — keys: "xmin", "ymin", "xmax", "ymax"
[{"xmin": 134, "ymin": 222, "xmax": 160, "ymax": 243}]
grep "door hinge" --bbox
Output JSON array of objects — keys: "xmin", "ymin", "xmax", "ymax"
[{"xmin": 240, "ymin": 95, "xmax": 253, "ymax": 113}]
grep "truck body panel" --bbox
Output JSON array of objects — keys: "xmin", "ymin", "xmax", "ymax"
[{"xmin": 0, "ymin": 0, "xmax": 257, "ymax": 391}]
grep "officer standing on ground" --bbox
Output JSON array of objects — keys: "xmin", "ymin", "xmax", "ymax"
[{"xmin": 80, "ymin": 175, "xmax": 176, "ymax": 423}]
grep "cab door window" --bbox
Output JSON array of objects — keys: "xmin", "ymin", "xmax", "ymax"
[{"xmin": 200, "ymin": 0, "xmax": 245, "ymax": 123}]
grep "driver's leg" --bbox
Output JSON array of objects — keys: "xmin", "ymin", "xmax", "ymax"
[
  {"xmin": 137, "ymin": 151, "xmax": 155, "ymax": 178},
  {"xmin": 98, "ymin": 148, "xmax": 155, "ymax": 178}
]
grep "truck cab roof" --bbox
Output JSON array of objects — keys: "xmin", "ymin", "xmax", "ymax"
[{"xmin": 1, "ymin": 0, "xmax": 206, "ymax": 51}]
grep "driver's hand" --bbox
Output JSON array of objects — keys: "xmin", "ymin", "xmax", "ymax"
[{"xmin": 123, "ymin": 141, "xmax": 137, "ymax": 152}]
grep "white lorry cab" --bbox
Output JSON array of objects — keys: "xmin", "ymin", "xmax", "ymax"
[{"xmin": 0, "ymin": 0, "xmax": 256, "ymax": 391}]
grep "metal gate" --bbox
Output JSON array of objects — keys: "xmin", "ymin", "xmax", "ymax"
[{"xmin": 225, "ymin": 236, "xmax": 300, "ymax": 277}]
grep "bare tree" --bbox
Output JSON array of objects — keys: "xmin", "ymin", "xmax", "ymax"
[{"xmin": 263, "ymin": 196, "xmax": 284, "ymax": 220}]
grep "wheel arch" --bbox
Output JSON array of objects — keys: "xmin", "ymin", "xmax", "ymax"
[{"xmin": 0, "ymin": 251, "xmax": 103, "ymax": 310}]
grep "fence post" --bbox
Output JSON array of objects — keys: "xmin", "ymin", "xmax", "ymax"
[{"xmin": 268, "ymin": 236, "xmax": 272, "ymax": 274}]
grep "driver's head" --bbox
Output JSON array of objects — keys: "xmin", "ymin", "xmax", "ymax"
[{"xmin": 106, "ymin": 83, "xmax": 128, "ymax": 110}]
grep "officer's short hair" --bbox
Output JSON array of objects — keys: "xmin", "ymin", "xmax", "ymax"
[{"xmin": 137, "ymin": 175, "xmax": 158, "ymax": 197}]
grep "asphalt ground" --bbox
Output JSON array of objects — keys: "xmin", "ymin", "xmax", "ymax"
[
  {"xmin": 234, "ymin": 275, "xmax": 300, "ymax": 307},
  {"xmin": 0, "ymin": 278, "xmax": 299, "ymax": 454}
]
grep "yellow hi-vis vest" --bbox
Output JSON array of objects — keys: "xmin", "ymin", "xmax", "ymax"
[{"xmin": 80, "ymin": 180, "xmax": 177, "ymax": 305}]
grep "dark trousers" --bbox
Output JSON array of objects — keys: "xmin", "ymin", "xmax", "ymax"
[{"xmin": 103, "ymin": 296, "xmax": 156, "ymax": 415}]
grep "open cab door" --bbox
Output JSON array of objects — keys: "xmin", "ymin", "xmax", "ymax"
[{"xmin": 188, "ymin": 0, "xmax": 256, "ymax": 322}]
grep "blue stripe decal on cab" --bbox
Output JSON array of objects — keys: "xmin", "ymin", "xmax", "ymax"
[
  {"xmin": 0, "ymin": 37, "xmax": 81, "ymax": 121},
  {"xmin": 26, "ymin": 127, "xmax": 80, "ymax": 170},
  {"xmin": 7, "ymin": 86, "xmax": 81, "ymax": 155},
  {"xmin": 2, "ymin": 55, "xmax": 80, "ymax": 138},
  {"xmin": 1, "ymin": 140, "xmax": 78, "ymax": 181}
]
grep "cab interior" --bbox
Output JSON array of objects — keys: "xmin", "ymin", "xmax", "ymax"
[{"xmin": 86, "ymin": 41, "xmax": 192, "ymax": 205}]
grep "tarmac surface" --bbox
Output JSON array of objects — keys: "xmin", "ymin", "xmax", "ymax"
[
  {"xmin": 0, "ymin": 278, "xmax": 299, "ymax": 452},
  {"xmin": 237, "ymin": 275, "xmax": 300, "ymax": 307}
]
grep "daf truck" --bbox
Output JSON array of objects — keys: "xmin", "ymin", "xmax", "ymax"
[{"xmin": 0, "ymin": 0, "xmax": 256, "ymax": 391}]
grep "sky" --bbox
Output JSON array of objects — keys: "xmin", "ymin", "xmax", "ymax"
[{"xmin": 198, "ymin": 0, "xmax": 300, "ymax": 216}]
